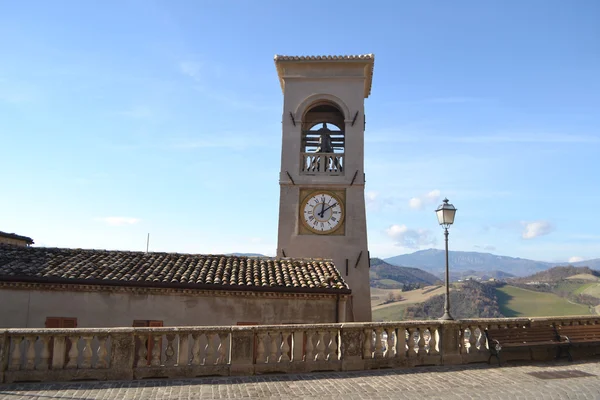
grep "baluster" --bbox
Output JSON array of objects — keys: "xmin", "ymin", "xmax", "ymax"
[
  {"xmin": 386, "ymin": 328, "xmax": 396, "ymax": 358},
  {"xmin": 474, "ymin": 327, "xmax": 484, "ymax": 352},
  {"xmin": 204, "ymin": 333, "xmax": 216, "ymax": 365},
  {"xmin": 9, "ymin": 336, "xmax": 22, "ymax": 371},
  {"xmin": 96, "ymin": 336, "xmax": 108, "ymax": 368},
  {"xmin": 406, "ymin": 328, "xmax": 417, "ymax": 357},
  {"xmin": 256, "ymin": 333, "xmax": 266, "ymax": 363},
  {"xmin": 315, "ymin": 331, "xmax": 326, "ymax": 361},
  {"xmin": 25, "ymin": 335, "xmax": 37, "ymax": 370},
  {"xmin": 417, "ymin": 328, "xmax": 426, "ymax": 354},
  {"xmin": 38, "ymin": 335, "xmax": 50, "ymax": 370},
  {"xmin": 305, "ymin": 331, "xmax": 314, "ymax": 362},
  {"xmin": 268, "ymin": 331, "xmax": 279, "ymax": 363},
  {"xmin": 279, "ymin": 332, "xmax": 291, "ymax": 362},
  {"xmin": 467, "ymin": 326, "xmax": 477, "ymax": 353},
  {"xmin": 326, "ymin": 330, "xmax": 338, "ymax": 361},
  {"xmin": 363, "ymin": 329, "xmax": 372, "ymax": 359},
  {"xmin": 66, "ymin": 335, "xmax": 79, "ymax": 369},
  {"xmin": 137, "ymin": 335, "xmax": 148, "ymax": 367},
  {"xmin": 374, "ymin": 328, "xmax": 384, "ymax": 359},
  {"xmin": 423, "ymin": 329, "xmax": 432, "ymax": 353},
  {"xmin": 191, "ymin": 333, "xmax": 202, "ymax": 365},
  {"xmin": 8, "ymin": 336, "xmax": 23, "ymax": 371},
  {"xmin": 150, "ymin": 334, "xmax": 161, "ymax": 366},
  {"xmin": 428, "ymin": 327, "xmax": 439, "ymax": 355},
  {"xmin": 178, "ymin": 333, "xmax": 190, "ymax": 366},
  {"xmin": 80, "ymin": 336, "xmax": 93, "ymax": 369},
  {"xmin": 164, "ymin": 334, "xmax": 176, "ymax": 366},
  {"xmin": 217, "ymin": 333, "xmax": 228, "ymax": 364},
  {"xmin": 396, "ymin": 327, "xmax": 407, "ymax": 359}
]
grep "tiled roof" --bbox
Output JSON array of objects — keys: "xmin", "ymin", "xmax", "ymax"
[
  {"xmin": 0, "ymin": 245, "xmax": 349, "ymax": 294},
  {"xmin": 274, "ymin": 54, "xmax": 375, "ymax": 98},
  {"xmin": 0, "ymin": 231, "xmax": 34, "ymax": 245},
  {"xmin": 274, "ymin": 54, "xmax": 374, "ymax": 61}
]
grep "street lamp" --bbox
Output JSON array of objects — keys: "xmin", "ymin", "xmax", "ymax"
[{"xmin": 435, "ymin": 198, "xmax": 457, "ymax": 321}]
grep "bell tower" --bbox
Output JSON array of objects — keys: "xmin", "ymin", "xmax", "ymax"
[{"xmin": 274, "ymin": 54, "xmax": 374, "ymax": 322}]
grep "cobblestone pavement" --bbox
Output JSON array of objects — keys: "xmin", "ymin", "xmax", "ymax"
[{"xmin": 2, "ymin": 360, "xmax": 600, "ymax": 399}]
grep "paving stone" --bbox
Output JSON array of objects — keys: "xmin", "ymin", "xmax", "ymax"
[{"xmin": 2, "ymin": 360, "xmax": 600, "ymax": 399}]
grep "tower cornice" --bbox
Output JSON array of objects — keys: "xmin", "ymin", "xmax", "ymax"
[{"xmin": 274, "ymin": 54, "xmax": 375, "ymax": 98}]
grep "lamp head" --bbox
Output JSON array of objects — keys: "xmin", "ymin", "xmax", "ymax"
[{"xmin": 435, "ymin": 198, "xmax": 457, "ymax": 228}]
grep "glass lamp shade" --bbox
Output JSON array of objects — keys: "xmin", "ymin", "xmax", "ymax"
[{"xmin": 435, "ymin": 198, "xmax": 457, "ymax": 226}]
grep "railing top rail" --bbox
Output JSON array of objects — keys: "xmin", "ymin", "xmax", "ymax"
[
  {"xmin": 2, "ymin": 327, "xmax": 135, "ymax": 335},
  {"xmin": 4, "ymin": 317, "xmax": 600, "ymax": 335},
  {"xmin": 458, "ymin": 318, "xmax": 531, "ymax": 326},
  {"xmin": 530, "ymin": 315, "xmax": 600, "ymax": 324}
]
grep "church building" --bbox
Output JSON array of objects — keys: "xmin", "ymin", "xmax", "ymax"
[{"xmin": 0, "ymin": 54, "xmax": 375, "ymax": 328}]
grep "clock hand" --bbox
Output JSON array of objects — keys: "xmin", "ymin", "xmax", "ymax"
[
  {"xmin": 319, "ymin": 199, "xmax": 326, "ymax": 218},
  {"xmin": 320, "ymin": 202, "xmax": 338, "ymax": 215}
]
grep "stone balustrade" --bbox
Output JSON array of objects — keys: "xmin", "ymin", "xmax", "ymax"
[{"xmin": 2, "ymin": 316, "xmax": 600, "ymax": 383}]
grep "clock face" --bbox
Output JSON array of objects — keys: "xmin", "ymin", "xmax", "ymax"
[{"xmin": 301, "ymin": 192, "xmax": 344, "ymax": 234}]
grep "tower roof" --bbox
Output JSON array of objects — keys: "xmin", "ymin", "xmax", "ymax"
[{"xmin": 274, "ymin": 54, "xmax": 375, "ymax": 98}]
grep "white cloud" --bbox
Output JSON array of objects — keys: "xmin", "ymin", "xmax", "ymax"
[
  {"xmin": 365, "ymin": 191, "xmax": 379, "ymax": 208},
  {"xmin": 568, "ymin": 256, "xmax": 584, "ymax": 263},
  {"xmin": 96, "ymin": 217, "xmax": 141, "ymax": 227},
  {"xmin": 179, "ymin": 61, "xmax": 202, "ymax": 82},
  {"xmin": 521, "ymin": 221, "xmax": 554, "ymax": 239},
  {"xmin": 385, "ymin": 224, "xmax": 437, "ymax": 249},
  {"xmin": 409, "ymin": 189, "xmax": 441, "ymax": 210}
]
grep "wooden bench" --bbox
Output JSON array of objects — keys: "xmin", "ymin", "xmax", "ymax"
[
  {"xmin": 556, "ymin": 324, "xmax": 600, "ymax": 354},
  {"xmin": 484, "ymin": 325, "xmax": 570, "ymax": 366}
]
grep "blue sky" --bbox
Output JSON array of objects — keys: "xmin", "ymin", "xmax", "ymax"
[{"xmin": 1, "ymin": 0, "xmax": 598, "ymax": 262}]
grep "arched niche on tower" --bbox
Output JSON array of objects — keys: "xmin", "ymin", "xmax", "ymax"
[
  {"xmin": 298, "ymin": 98, "xmax": 346, "ymax": 176},
  {"xmin": 294, "ymin": 93, "xmax": 350, "ymax": 122}
]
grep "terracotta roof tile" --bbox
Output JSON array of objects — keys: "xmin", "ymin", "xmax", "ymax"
[
  {"xmin": 0, "ymin": 245, "xmax": 349, "ymax": 293},
  {"xmin": 274, "ymin": 54, "xmax": 374, "ymax": 61}
]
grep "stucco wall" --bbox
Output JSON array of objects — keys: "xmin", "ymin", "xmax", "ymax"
[
  {"xmin": 0, "ymin": 287, "xmax": 339, "ymax": 328},
  {"xmin": 0, "ymin": 237, "xmax": 29, "ymax": 246}
]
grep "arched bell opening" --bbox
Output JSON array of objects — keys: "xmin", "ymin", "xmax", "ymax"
[{"xmin": 300, "ymin": 102, "xmax": 345, "ymax": 175}]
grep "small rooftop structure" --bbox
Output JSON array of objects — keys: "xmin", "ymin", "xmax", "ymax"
[{"xmin": 0, "ymin": 231, "xmax": 34, "ymax": 246}]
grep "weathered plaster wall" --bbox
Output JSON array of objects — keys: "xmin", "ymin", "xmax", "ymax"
[
  {"xmin": 0, "ymin": 287, "xmax": 339, "ymax": 328},
  {"xmin": 0, "ymin": 237, "xmax": 29, "ymax": 246}
]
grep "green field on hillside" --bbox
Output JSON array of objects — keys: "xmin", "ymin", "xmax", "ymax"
[
  {"xmin": 574, "ymin": 282, "xmax": 600, "ymax": 298},
  {"xmin": 372, "ymin": 303, "xmax": 410, "ymax": 321},
  {"xmin": 496, "ymin": 285, "xmax": 592, "ymax": 317}
]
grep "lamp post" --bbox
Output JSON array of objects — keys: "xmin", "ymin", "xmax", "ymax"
[{"xmin": 435, "ymin": 198, "xmax": 457, "ymax": 321}]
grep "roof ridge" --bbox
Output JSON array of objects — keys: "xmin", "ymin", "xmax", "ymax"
[{"xmin": 274, "ymin": 54, "xmax": 374, "ymax": 61}]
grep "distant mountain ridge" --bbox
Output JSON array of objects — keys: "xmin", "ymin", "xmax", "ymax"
[
  {"xmin": 370, "ymin": 258, "xmax": 440, "ymax": 288},
  {"xmin": 384, "ymin": 249, "xmax": 600, "ymax": 278},
  {"xmin": 515, "ymin": 266, "xmax": 600, "ymax": 283}
]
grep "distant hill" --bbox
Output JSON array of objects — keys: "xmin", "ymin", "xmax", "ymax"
[
  {"xmin": 384, "ymin": 249, "xmax": 599, "ymax": 278},
  {"xmin": 571, "ymin": 258, "xmax": 600, "ymax": 269},
  {"xmin": 514, "ymin": 266, "xmax": 600, "ymax": 283},
  {"xmin": 370, "ymin": 258, "xmax": 440, "ymax": 289},
  {"xmin": 385, "ymin": 249, "xmax": 550, "ymax": 277},
  {"xmin": 451, "ymin": 269, "xmax": 515, "ymax": 282},
  {"xmin": 403, "ymin": 281, "xmax": 504, "ymax": 320}
]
